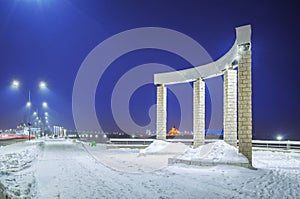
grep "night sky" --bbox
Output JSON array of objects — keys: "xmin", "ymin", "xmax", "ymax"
[{"xmin": 0, "ymin": 0, "xmax": 299, "ymax": 140}]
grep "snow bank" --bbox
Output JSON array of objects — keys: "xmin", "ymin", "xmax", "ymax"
[
  {"xmin": 253, "ymin": 150, "xmax": 300, "ymax": 169},
  {"xmin": 139, "ymin": 140, "xmax": 189, "ymax": 155},
  {"xmin": 0, "ymin": 141, "xmax": 43, "ymax": 198},
  {"xmin": 177, "ymin": 140, "xmax": 249, "ymax": 164}
]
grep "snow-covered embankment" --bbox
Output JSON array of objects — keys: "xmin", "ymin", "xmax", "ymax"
[{"xmin": 0, "ymin": 141, "xmax": 43, "ymax": 198}]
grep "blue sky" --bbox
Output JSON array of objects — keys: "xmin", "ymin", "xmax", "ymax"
[{"xmin": 0, "ymin": 0, "xmax": 299, "ymax": 140}]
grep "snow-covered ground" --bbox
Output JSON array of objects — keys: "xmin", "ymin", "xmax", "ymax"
[{"xmin": 0, "ymin": 139, "xmax": 300, "ymax": 199}]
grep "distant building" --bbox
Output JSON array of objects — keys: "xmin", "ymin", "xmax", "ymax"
[
  {"xmin": 167, "ymin": 126, "xmax": 179, "ymax": 137},
  {"xmin": 53, "ymin": 126, "xmax": 66, "ymax": 137}
]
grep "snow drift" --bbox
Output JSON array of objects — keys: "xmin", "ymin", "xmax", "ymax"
[
  {"xmin": 175, "ymin": 140, "xmax": 249, "ymax": 164},
  {"xmin": 0, "ymin": 141, "xmax": 42, "ymax": 198},
  {"xmin": 139, "ymin": 140, "xmax": 189, "ymax": 155}
]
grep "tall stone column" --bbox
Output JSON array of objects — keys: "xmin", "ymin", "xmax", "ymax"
[
  {"xmin": 156, "ymin": 84, "xmax": 166, "ymax": 140},
  {"xmin": 193, "ymin": 79, "xmax": 205, "ymax": 148},
  {"xmin": 224, "ymin": 69, "xmax": 237, "ymax": 147},
  {"xmin": 238, "ymin": 49, "xmax": 252, "ymax": 165}
]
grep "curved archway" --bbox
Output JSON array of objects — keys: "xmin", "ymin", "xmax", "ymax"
[{"xmin": 154, "ymin": 25, "xmax": 253, "ymax": 164}]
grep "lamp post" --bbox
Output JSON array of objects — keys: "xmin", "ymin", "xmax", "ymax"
[
  {"xmin": 28, "ymin": 122, "xmax": 32, "ymax": 141},
  {"xmin": 31, "ymin": 104, "xmax": 49, "ymax": 137},
  {"xmin": 11, "ymin": 79, "xmax": 48, "ymax": 139}
]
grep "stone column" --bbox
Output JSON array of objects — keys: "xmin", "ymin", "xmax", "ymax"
[
  {"xmin": 156, "ymin": 84, "xmax": 166, "ymax": 140},
  {"xmin": 238, "ymin": 49, "xmax": 252, "ymax": 165},
  {"xmin": 224, "ymin": 69, "xmax": 237, "ymax": 147},
  {"xmin": 193, "ymin": 79, "xmax": 205, "ymax": 148}
]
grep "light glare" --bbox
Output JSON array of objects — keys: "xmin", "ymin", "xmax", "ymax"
[
  {"xmin": 42, "ymin": 102, "xmax": 48, "ymax": 108},
  {"xmin": 26, "ymin": 101, "xmax": 31, "ymax": 107},
  {"xmin": 277, "ymin": 135, "xmax": 283, "ymax": 141},
  {"xmin": 11, "ymin": 80, "xmax": 20, "ymax": 89},
  {"xmin": 39, "ymin": 81, "xmax": 47, "ymax": 90}
]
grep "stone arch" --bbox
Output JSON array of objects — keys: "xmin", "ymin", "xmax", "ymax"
[{"xmin": 154, "ymin": 25, "xmax": 253, "ymax": 164}]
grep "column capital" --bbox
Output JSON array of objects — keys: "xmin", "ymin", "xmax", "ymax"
[{"xmin": 195, "ymin": 78, "xmax": 204, "ymax": 82}]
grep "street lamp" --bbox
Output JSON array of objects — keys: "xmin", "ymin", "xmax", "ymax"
[
  {"xmin": 10, "ymin": 79, "xmax": 49, "ymax": 138},
  {"xmin": 26, "ymin": 101, "xmax": 32, "ymax": 107},
  {"xmin": 277, "ymin": 135, "xmax": 283, "ymax": 141},
  {"xmin": 39, "ymin": 81, "xmax": 47, "ymax": 90},
  {"xmin": 42, "ymin": 102, "xmax": 48, "ymax": 108},
  {"xmin": 11, "ymin": 80, "xmax": 20, "ymax": 89}
]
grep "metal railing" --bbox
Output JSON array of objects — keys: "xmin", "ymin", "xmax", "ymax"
[
  {"xmin": 108, "ymin": 138, "xmax": 300, "ymax": 150},
  {"xmin": 252, "ymin": 140, "xmax": 300, "ymax": 150}
]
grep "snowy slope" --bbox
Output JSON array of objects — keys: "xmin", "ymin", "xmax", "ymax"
[
  {"xmin": 176, "ymin": 140, "xmax": 249, "ymax": 163},
  {"xmin": 0, "ymin": 140, "xmax": 43, "ymax": 198}
]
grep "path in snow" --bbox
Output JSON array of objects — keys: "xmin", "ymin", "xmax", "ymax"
[
  {"xmin": 34, "ymin": 140, "xmax": 194, "ymax": 198},
  {"xmin": 35, "ymin": 140, "xmax": 127, "ymax": 198},
  {"xmin": 84, "ymin": 140, "xmax": 189, "ymax": 173},
  {"xmin": 33, "ymin": 139, "xmax": 243, "ymax": 198}
]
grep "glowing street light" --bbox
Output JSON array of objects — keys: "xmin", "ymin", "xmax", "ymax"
[
  {"xmin": 10, "ymin": 79, "xmax": 51, "ymax": 134},
  {"xmin": 42, "ymin": 102, "xmax": 48, "ymax": 108},
  {"xmin": 11, "ymin": 80, "xmax": 20, "ymax": 89},
  {"xmin": 26, "ymin": 101, "xmax": 32, "ymax": 108},
  {"xmin": 39, "ymin": 81, "xmax": 47, "ymax": 90},
  {"xmin": 277, "ymin": 135, "xmax": 283, "ymax": 141}
]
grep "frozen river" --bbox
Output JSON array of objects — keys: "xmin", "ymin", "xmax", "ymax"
[{"xmin": 1, "ymin": 139, "xmax": 300, "ymax": 198}]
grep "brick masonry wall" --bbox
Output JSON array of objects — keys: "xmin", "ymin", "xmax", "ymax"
[
  {"xmin": 193, "ymin": 79, "xmax": 205, "ymax": 148},
  {"xmin": 156, "ymin": 84, "xmax": 167, "ymax": 140},
  {"xmin": 238, "ymin": 50, "xmax": 252, "ymax": 164},
  {"xmin": 224, "ymin": 69, "xmax": 237, "ymax": 147}
]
